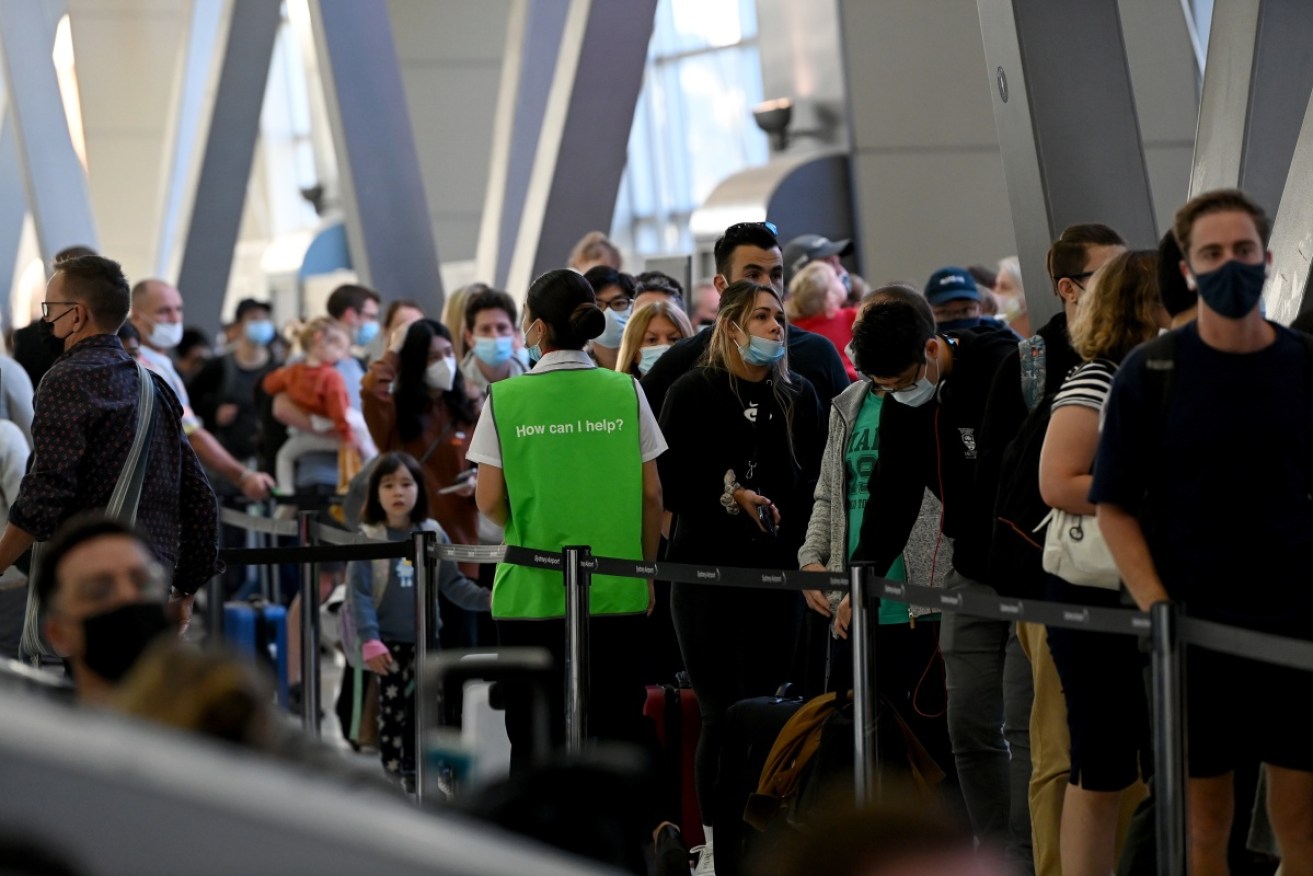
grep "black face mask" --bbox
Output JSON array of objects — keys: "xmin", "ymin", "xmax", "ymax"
[
  {"xmin": 937, "ymin": 317, "xmax": 982, "ymax": 332},
  {"xmin": 37, "ymin": 311, "xmax": 73, "ymax": 357},
  {"xmin": 81, "ymin": 602, "xmax": 173, "ymax": 683}
]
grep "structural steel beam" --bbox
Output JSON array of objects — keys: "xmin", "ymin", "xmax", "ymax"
[
  {"xmin": 175, "ymin": 0, "xmax": 280, "ymax": 334},
  {"xmin": 308, "ymin": 0, "xmax": 443, "ymax": 308},
  {"xmin": 0, "ymin": 0, "xmax": 98, "ymax": 261},
  {"xmin": 477, "ymin": 0, "xmax": 570, "ymax": 290},
  {"xmin": 0, "ymin": 110, "xmax": 29, "ymax": 318},
  {"xmin": 978, "ymin": 0, "xmax": 1157, "ymax": 327},
  {"xmin": 1189, "ymin": 0, "xmax": 1313, "ymax": 211},
  {"xmin": 505, "ymin": 0, "xmax": 657, "ymax": 296},
  {"xmin": 1264, "ymin": 85, "xmax": 1313, "ymax": 325}
]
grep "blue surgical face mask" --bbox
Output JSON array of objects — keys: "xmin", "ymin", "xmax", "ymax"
[
  {"xmin": 524, "ymin": 319, "xmax": 543, "ymax": 365},
  {"xmin": 473, "ymin": 335, "xmax": 514, "ymax": 367},
  {"xmin": 1192, "ymin": 259, "xmax": 1267, "ymax": 319},
  {"xmin": 739, "ymin": 334, "xmax": 785, "ymax": 366},
  {"xmin": 244, "ymin": 319, "xmax": 275, "ymax": 345},
  {"xmin": 637, "ymin": 344, "xmax": 670, "ymax": 375},
  {"xmin": 937, "ymin": 317, "xmax": 981, "ymax": 332},
  {"xmin": 355, "ymin": 320, "xmax": 380, "ymax": 347},
  {"xmin": 594, "ymin": 304, "xmax": 630, "ymax": 348}
]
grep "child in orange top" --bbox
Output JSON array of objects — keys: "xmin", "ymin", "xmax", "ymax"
[{"xmin": 263, "ymin": 317, "xmax": 376, "ymax": 492}]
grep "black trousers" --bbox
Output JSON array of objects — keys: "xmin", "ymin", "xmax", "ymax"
[
  {"xmin": 496, "ymin": 614, "xmax": 649, "ymax": 773},
  {"xmin": 670, "ymin": 582, "xmax": 799, "ymax": 818}
]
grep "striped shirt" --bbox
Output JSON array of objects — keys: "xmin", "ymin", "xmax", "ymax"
[{"xmin": 1052, "ymin": 358, "xmax": 1118, "ymax": 413}]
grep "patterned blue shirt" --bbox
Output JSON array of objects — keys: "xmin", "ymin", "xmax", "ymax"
[{"xmin": 10, "ymin": 334, "xmax": 221, "ymax": 594}]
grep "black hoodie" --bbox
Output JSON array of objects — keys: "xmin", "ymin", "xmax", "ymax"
[{"xmin": 852, "ymin": 327, "xmax": 1019, "ymax": 581}]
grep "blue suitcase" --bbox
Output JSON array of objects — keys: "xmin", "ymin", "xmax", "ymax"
[{"xmin": 223, "ymin": 600, "xmax": 290, "ymax": 707}]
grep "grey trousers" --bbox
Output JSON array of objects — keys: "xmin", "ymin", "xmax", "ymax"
[{"xmin": 940, "ymin": 570, "xmax": 1035, "ymax": 874}]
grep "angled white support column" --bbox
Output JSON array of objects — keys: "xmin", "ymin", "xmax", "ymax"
[
  {"xmin": 155, "ymin": 0, "xmax": 228, "ymax": 282},
  {"xmin": 978, "ymin": 0, "xmax": 1157, "ymax": 326},
  {"xmin": 1264, "ymin": 85, "xmax": 1313, "ymax": 325},
  {"xmin": 0, "ymin": 0, "xmax": 98, "ymax": 259},
  {"xmin": 308, "ymin": 0, "xmax": 442, "ymax": 307},
  {"xmin": 477, "ymin": 0, "xmax": 571, "ymax": 289},
  {"xmin": 505, "ymin": 0, "xmax": 657, "ymax": 296},
  {"xmin": 1189, "ymin": 0, "xmax": 1313, "ymax": 209},
  {"xmin": 174, "ymin": 0, "xmax": 280, "ymax": 334},
  {"xmin": 0, "ymin": 109, "xmax": 29, "ymax": 318}
]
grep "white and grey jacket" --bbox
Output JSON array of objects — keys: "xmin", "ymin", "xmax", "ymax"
[{"xmin": 798, "ymin": 380, "xmax": 948, "ymax": 616}]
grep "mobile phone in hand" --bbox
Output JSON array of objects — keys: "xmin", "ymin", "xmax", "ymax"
[{"xmin": 757, "ymin": 504, "xmax": 777, "ymax": 536}]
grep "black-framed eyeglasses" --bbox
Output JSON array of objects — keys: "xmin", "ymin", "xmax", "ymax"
[
  {"xmin": 41, "ymin": 301, "xmax": 79, "ymax": 319},
  {"xmin": 871, "ymin": 359, "xmax": 926, "ymax": 394},
  {"xmin": 595, "ymin": 294, "xmax": 632, "ymax": 313}
]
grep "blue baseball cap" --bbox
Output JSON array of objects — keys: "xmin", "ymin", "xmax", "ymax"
[{"xmin": 924, "ymin": 267, "xmax": 981, "ymax": 306}]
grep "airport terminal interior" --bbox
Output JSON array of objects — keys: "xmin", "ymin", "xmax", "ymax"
[{"xmin": 4, "ymin": 0, "xmax": 1313, "ymax": 874}]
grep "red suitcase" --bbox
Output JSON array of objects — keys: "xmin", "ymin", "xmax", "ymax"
[{"xmin": 644, "ymin": 678, "xmax": 703, "ymax": 846}]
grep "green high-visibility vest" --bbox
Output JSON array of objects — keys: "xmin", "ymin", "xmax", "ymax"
[{"xmin": 489, "ymin": 367, "xmax": 647, "ymax": 619}]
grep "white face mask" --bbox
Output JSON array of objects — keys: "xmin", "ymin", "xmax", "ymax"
[
  {"xmin": 148, "ymin": 320, "xmax": 184, "ymax": 350},
  {"xmin": 425, "ymin": 355, "xmax": 457, "ymax": 392},
  {"xmin": 890, "ymin": 349, "xmax": 940, "ymax": 408}
]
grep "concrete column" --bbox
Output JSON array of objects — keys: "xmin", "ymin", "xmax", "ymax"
[
  {"xmin": 1118, "ymin": 0, "xmax": 1200, "ymax": 231},
  {"xmin": 308, "ymin": 0, "xmax": 443, "ymax": 308},
  {"xmin": 477, "ymin": 0, "xmax": 569, "ymax": 288},
  {"xmin": 836, "ymin": 0, "xmax": 1016, "ymax": 292},
  {"xmin": 1190, "ymin": 0, "xmax": 1313, "ymax": 210},
  {"xmin": 1264, "ymin": 86, "xmax": 1313, "ymax": 325},
  {"xmin": 174, "ymin": 0, "xmax": 280, "ymax": 334},
  {"xmin": 504, "ymin": 0, "xmax": 657, "ymax": 296},
  {"xmin": 0, "ymin": 0, "xmax": 98, "ymax": 260},
  {"xmin": 978, "ymin": 0, "xmax": 1157, "ymax": 326}
]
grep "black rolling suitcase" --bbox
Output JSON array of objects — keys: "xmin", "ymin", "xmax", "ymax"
[{"xmin": 713, "ymin": 689, "xmax": 805, "ymax": 876}]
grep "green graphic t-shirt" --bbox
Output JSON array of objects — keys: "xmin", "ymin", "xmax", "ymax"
[{"xmin": 845, "ymin": 391, "xmax": 910, "ymax": 625}]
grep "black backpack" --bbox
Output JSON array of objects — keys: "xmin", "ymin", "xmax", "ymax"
[
  {"xmin": 988, "ymin": 325, "xmax": 1313, "ymax": 599},
  {"xmin": 987, "ymin": 382, "xmax": 1061, "ymax": 600}
]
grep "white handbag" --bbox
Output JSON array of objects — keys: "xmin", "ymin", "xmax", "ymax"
[{"xmin": 1037, "ymin": 507, "xmax": 1121, "ymax": 590}]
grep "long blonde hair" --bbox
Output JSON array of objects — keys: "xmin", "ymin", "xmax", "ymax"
[
  {"xmin": 704, "ymin": 280, "xmax": 799, "ymax": 459},
  {"xmin": 616, "ymin": 301, "xmax": 694, "ymax": 376},
  {"xmin": 1069, "ymin": 250, "xmax": 1162, "ymax": 362}
]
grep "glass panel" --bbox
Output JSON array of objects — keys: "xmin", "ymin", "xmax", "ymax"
[{"xmin": 613, "ymin": 0, "xmax": 767, "ymax": 260}]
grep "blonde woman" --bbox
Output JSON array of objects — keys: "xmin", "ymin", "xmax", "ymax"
[
  {"xmin": 616, "ymin": 300, "xmax": 694, "ymax": 378},
  {"xmin": 657, "ymin": 280, "xmax": 824, "ymax": 863},
  {"xmin": 1038, "ymin": 250, "xmax": 1166, "ymax": 876},
  {"xmin": 787, "ymin": 261, "xmax": 859, "ymax": 381}
]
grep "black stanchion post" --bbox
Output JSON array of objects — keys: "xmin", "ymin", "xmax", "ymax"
[
  {"xmin": 562, "ymin": 545, "xmax": 591, "ymax": 755},
  {"xmin": 412, "ymin": 529, "xmax": 436, "ymax": 804},
  {"xmin": 849, "ymin": 564, "xmax": 880, "ymax": 805},
  {"xmin": 206, "ymin": 574, "xmax": 223, "ymax": 645},
  {"xmin": 298, "ymin": 511, "xmax": 320, "ymax": 737},
  {"xmin": 1151, "ymin": 601, "xmax": 1187, "ymax": 876}
]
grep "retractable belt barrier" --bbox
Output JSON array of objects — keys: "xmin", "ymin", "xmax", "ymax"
[
  {"xmin": 209, "ymin": 512, "xmax": 1312, "ymax": 866},
  {"xmin": 218, "ymin": 506, "xmax": 299, "ymax": 538}
]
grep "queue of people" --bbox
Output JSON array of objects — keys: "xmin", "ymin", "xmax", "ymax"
[{"xmin": 0, "ymin": 189, "xmax": 1310, "ymax": 876}]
